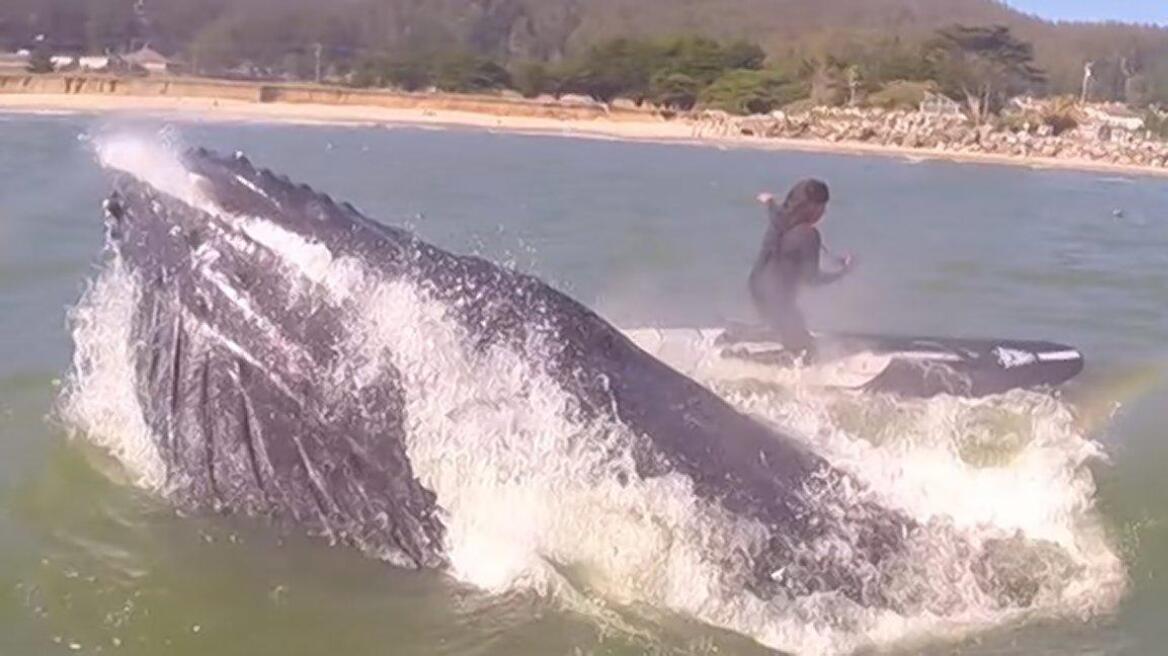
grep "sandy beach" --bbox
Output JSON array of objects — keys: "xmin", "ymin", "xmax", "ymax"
[{"xmin": 3, "ymin": 91, "xmax": 1168, "ymax": 179}]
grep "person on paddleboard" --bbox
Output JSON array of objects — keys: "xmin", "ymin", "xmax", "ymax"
[{"xmin": 749, "ymin": 178, "xmax": 853, "ymax": 360}]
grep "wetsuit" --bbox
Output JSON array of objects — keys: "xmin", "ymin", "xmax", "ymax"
[{"xmin": 748, "ymin": 202, "xmax": 845, "ymax": 357}]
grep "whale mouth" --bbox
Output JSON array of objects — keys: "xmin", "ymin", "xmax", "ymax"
[{"xmin": 59, "ymin": 133, "xmax": 1127, "ymax": 655}]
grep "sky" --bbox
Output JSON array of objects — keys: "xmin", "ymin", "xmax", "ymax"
[{"xmin": 1006, "ymin": 0, "xmax": 1168, "ymax": 25}]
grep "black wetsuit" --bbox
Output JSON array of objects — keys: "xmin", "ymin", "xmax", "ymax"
[{"xmin": 748, "ymin": 207, "xmax": 845, "ymax": 356}]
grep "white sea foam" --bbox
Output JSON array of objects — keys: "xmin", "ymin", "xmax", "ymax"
[
  {"xmin": 95, "ymin": 133, "xmax": 208, "ymax": 210},
  {"xmin": 59, "ymin": 259, "xmax": 165, "ymax": 491}
]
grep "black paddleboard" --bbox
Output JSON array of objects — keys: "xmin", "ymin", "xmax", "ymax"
[
  {"xmin": 717, "ymin": 323, "xmax": 1084, "ymax": 397},
  {"xmin": 624, "ymin": 323, "xmax": 1084, "ymax": 398}
]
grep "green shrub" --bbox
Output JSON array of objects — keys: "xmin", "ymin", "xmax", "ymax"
[
  {"xmin": 27, "ymin": 48, "xmax": 54, "ymax": 74},
  {"xmin": 434, "ymin": 54, "xmax": 511, "ymax": 93},
  {"xmin": 781, "ymin": 97, "xmax": 818, "ymax": 114},
  {"xmin": 699, "ymin": 69, "xmax": 806, "ymax": 115},
  {"xmin": 511, "ymin": 61, "xmax": 558, "ymax": 98},
  {"xmin": 865, "ymin": 80, "xmax": 937, "ymax": 110},
  {"xmin": 650, "ymin": 71, "xmax": 700, "ymax": 110},
  {"xmin": 349, "ymin": 57, "xmax": 434, "ymax": 91},
  {"xmin": 1145, "ymin": 109, "xmax": 1168, "ymax": 140}
]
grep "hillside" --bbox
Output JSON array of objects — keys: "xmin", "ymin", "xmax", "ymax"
[
  {"xmin": 550, "ymin": 0, "xmax": 1167, "ymax": 93},
  {"xmin": 2, "ymin": 0, "xmax": 1167, "ymax": 99}
]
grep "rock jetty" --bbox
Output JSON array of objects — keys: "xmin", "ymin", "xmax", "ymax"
[{"xmin": 691, "ymin": 105, "xmax": 1168, "ymax": 169}]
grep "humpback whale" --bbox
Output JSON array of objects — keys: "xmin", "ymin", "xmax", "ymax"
[{"xmin": 83, "ymin": 145, "xmax": 918, "ymax": 606}]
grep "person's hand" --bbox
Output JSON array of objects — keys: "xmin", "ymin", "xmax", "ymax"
[
  {"xmin": 756, "ymin": 192, "xmax": 774, "ymax": 205},
  {"xmin": 838, "ymin": 252, "xmax": 856, "ymax": 272}
]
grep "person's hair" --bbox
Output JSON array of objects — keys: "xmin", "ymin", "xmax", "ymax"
[
  {"xmin": 775, "ymin": 179, "xmax": 830, "ymax": 230},
  {"xmin": 787, "ymin": 179, "xmax": 829, "ymax": 206}
]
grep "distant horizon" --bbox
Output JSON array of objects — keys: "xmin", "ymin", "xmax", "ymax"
[{"xmin": 1006, "ymin": 0, "xmax": 1168, "ymax": 26}]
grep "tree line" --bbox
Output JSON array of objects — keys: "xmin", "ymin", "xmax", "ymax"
[
  {"xmin": 2, "ymin": 0, "xmax": 1166, "ymax": 112},
  {"xmin": 344, "ymin": 25, "xmax": 1139, "ymax": 120},
  {"xmin": 348, "ymin": 37, "xmax": 806, "ymax": 115}
]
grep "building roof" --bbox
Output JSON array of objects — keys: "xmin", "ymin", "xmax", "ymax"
[
  {"xmin": 123, "ymin": 46, "xmax": 169, "ymax": 66},
  {"xmin": 922, "ymin": 91, "xmax": 960, "ymax": 105}
]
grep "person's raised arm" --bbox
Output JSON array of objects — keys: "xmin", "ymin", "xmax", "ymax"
[{"xmin": 756, "ymin": 192, "xmax": 783, "ymax": 226}]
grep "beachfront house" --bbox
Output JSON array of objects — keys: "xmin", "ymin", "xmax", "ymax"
[
  {"xmin": 50, "ymin": 55, "xmax": 77, "ymax": 70},
  {"xmin": 1083, "ymin": 104, "xmax": 1145, "ymax": 132},
  {"xmin": 1009, "ymin": 95, "xmax": 1045, "ymax": 112},
  {"xmin": 227, "ymin": 61, "xmax": 262, "ymax": 79},
  {"xmin": 79, "ymin": 56, "xmax": 111, "ymax": 71},
  {"xmin": 122, "ymin": 46, "xmax": 171, "ymax": 75},
  {"xmin": 919, "ymin": 92, "xmax": 964, "ymax": 116},
  {"xmin": 50, "ymin": 55, "xmax": 111, "ymax": 72}
]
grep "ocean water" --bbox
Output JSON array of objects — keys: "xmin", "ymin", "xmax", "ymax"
[{"xmin": 1, "ymin": 113, "xmax": 1166, "ymax": 655}]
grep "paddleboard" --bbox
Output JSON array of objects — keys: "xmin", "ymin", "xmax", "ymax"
[{"xmin": 622, "ymin": 323, "xmax": 1084, "ymax": 398}]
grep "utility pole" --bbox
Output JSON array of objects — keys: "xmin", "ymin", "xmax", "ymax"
[
  {"xmin": 1120, "ymin": 56, "xmax": 1135, "ymax": 104},
  {"xmin": 846, "ymin": 66, "xmax": 860, "ymax": 107},
  {"xmin": 314, "ymin": 43, "xmax": 323, "ymax": 84},
  {"xmin": 1081, "ymin": 60, "xmax": 1094, "ymax": 104}
]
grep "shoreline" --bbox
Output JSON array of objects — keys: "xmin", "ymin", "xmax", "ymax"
[{"xmin": 3, "ymin": 92, "xmax": 1168, "ymax": 180}]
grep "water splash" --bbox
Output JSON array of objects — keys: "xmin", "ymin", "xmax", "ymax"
[
  {"xmin": 58, "ymin": 260, "xmax": 165, "ymax": 491},
  {"xmin": 58, "ymin": 135, "xmax": 1127, "ymax": 655}
]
